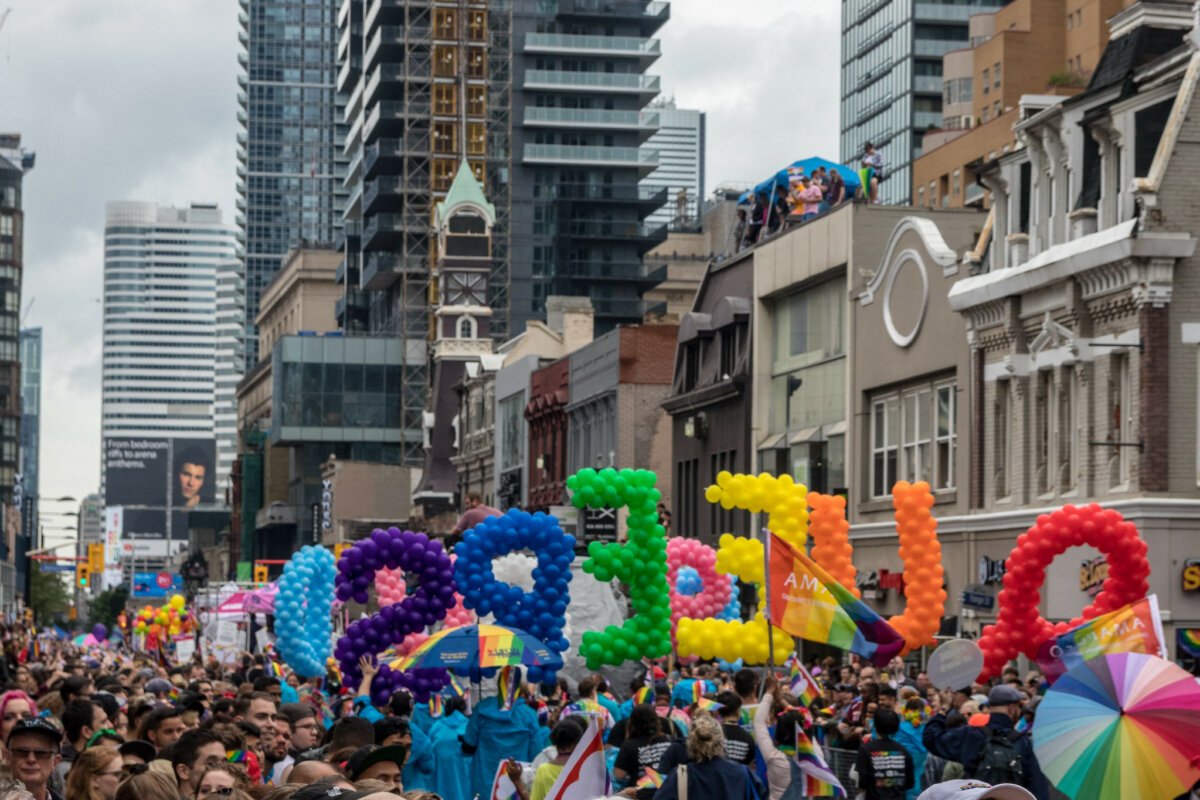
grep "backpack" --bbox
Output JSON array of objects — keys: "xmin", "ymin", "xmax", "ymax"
[{"xmin": 970, "ymin": 728, "xmax": 1026, "ymax": 786}]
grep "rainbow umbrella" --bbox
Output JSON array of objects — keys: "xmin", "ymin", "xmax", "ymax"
[
  {"xmin": 1032, "ymin": 652, "xmax": 1200, "ymax": 799},
  {"xmin": 395, "ymin": 623, "xmax": 561, "ymax": 672}
]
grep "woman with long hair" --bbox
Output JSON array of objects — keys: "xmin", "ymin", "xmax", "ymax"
[
  {"xmin": 612, "ymin": 704, "xmax": 673, "ymax": 798},
  {"xmin": 654, "ymin": 716, "xmax": 765, "ymax": 800},
  {"xmin": 65, "ymin": 748, "xmax": 125, "ymax": 800}
]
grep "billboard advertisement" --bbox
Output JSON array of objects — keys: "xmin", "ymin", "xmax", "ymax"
[
  {"xmin": 104, "ymin": 438, "xmax": 216, "ymax": 549},
  {"xmin": 132, "ymin": 572, "xmax": 183, "ymax": 598},
  {"xmin": 103, "ymin": 506, "xmax": 122, "ymax": 566}
]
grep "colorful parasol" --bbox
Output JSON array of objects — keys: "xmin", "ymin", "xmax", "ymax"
[
  {"xmin": 394, "ymin": 623, "xmax": 562, "ymax": 672},
  {"xmin": 1032, "ymin": 652, "xmax": 1200, "ymax": 799}
]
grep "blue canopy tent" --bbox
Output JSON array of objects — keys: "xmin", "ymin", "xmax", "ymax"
[{"xmin": 739, "ymin": 157, "xmax": 862, "ymax": 203}]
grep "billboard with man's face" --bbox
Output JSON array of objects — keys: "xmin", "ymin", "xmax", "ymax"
[{"xmin": 103, "ymin": 438, "xmax": 217, "ymax": 543}]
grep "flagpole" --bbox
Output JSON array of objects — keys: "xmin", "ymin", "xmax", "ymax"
[{"xmin": 762, "ymin": 522, "xmax": 776, "ymax": 683}]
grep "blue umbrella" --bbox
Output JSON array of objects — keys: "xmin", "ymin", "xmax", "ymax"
[{"xmin": 740, "ymin": 157, "xmax": 862, "ymax": 203}]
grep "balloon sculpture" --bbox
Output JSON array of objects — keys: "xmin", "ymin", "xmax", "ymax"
[
  {"xmin": 454, "ymin": 509, "xmax": 574, "ymax": 682},
  {"xmin": 334, "ymin": 528, "xmax": 456, "ymax": 703},
  {"xmin": 666, "ymin": 538, "xmax": 731, "ymax": 656},
  {"xmin": 808, "ymin": 491, "xmax": 858, "ymax": 596},
  {"xmin": 132, "ymin": 594, "xmax": 194, "ymax": 650},
  {"xmin": 569, "ymin": 468, "xmax": 672, "ymax": 670},
  {"xmin": 886, "ymin": 482, "xmax": 947, "ymax": 656},
  {"xmin": 275, "ymin": 545, "xmax": 337, "ymax": 678},
  {"xmin": 977, "ymin": 503, "xmax": 1150, "ymax": 680}
]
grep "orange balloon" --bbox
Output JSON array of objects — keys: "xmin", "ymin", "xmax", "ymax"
[
  {"xmin": 888, "ymin": 481, "xmax": 947, "ymax": 655},
  {"xmin": 808, "ymin": 492, "xmax": 859, "ymax": 597}
]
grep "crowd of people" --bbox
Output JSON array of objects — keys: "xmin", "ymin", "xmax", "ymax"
[
  {"xmin": 0, "ymin": 625, "xmax": 1088, "ymax": 800},
  {"xmin": 737, "ymin": 143, "xmax": 885, "ymax": 252}
]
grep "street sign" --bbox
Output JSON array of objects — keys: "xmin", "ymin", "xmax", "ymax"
[
  {"xmin": 42, "ymin": 564, "xmax": 75, "ymax": 574},
  {"xmin": 961, "ymin": 590, "xmax": 995, "ymax": 610}
]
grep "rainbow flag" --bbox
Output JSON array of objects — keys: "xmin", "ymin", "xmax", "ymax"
[
  {"xmin": 789, "ymin": 660, "xmax": 822, "ymax": 708},
  {"xmin": 633, "ymin": 686, "xmax": 652, "ymax": 705},
  {"xmin": 167, "ymin": 687, "xmax": 179, "ymax": 702},
  {"xmin": 448, "ymin": 674, "xmax": 467, "ymax": 697},
  {"xmin": 498, "ymin": 665, "xmax": 520, "ymax": 711},
  {"xmin": 270, "ymin": 661, "xmax": 285, "ymax": 679},
  {"xmin": 694, "ymin": 697, "xmax": 722, "ymax": 713},
  {"xmin": 637, "ymin": 769, "xmax": 665, "ymax": 790},
  {"xmin": 792, "ymin": 724, "xmax": 846, "ymax": 797},
  {"xmin": 429, "ymin": 695, "xmax": 444, "ymax": 717},
  {"xmin": 767, "ymin": 533, "xmax": 904, "ymax": 667},
  {"xmin": 1035, "ymin": 595, "xmax": 1166, "ymax": 684}
]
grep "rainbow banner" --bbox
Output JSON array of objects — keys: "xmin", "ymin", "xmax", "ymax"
[
  {"xmin": 1036, "ymin": 595, "xmax": 1166, "ymax": 684},
  {"xmin": 767, "ymin": 533, "xmax": 904, "ymax": 667},
  {"xmin": 790, "ymin": 659, "xmax": 822, "ymax": 708},
  {"xmin": 793, "ymin": 724, "xmax": 846, "ymax": 797}
]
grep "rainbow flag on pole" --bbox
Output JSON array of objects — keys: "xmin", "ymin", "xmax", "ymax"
[
  {"xmin": 767, "ymin": 533, "xmax": 904, "ymax": 668},
  {"xmin": 792, "ymin": 724, "xmax": 846, "ymax": 797},
  {"xmin": 790, "ymin": 659, "xmax": 822, "ymax": 708},
  {"xmin": 637, "ymin": 769, "xmax": 665, "ymax": 790}
]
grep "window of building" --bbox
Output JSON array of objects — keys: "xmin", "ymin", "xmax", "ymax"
[
  {"xmin": 434, "ymin": 84, "xmax": 456, "ymax": 116},
  {"xmin": 994, "ymin": 101, "xmax": 1001, "ymax": 119},
  {"xmin": 1035, "ymin": 370, "xmax": 1052, "ymax": 495},
  {"xmin": 499, "ymin": 394, "xmax": 524, "ymax": 472},
  {"xmin": 468, "ymin": 10, "xmax": 487, "ymax": 42},
  {"xmin": 982, "ymin": 106, "xmax": 989, "ymax": 123},
  {"xmin": 467, "ymin": 122, "xmax": 486, "ymax": 156},
  {"xmin": 433, "ymin": 122, "xmax": 457, "ymax": 154},
  {"xmin": 466, "ymin": 48, "xmax": 486, "ymax": 79},
  {"xmin": 936, "ymin": 383, "xmax": 957, "ymax": 490},
  {"xmin": 719, "ymin": 326, "xmax": 739, "ymax": 379},
  {"xmin": 1108, "ymin": 353, "xmax": 1132, "ymax": 486},
  {"xmin": 770, "ymin": 278, "xmax": 846, "ymax": 432},
  {"xmin": 0, "ymin": 215, "xmax": 12, "ymax": 236},
  {"xmin": 432, "ymin": 159, "xmax": 456, "ymax": 192},
  {"xmin": 434, "ymin": 8, "xmax": 456, "ymax": 39},
  {"xmin": 994, "ymin": 62, "xmax": 1001, "ymax": 89},
  {"xmin": 1076, "ymin": 10, "xmax": 1082, "ymax": 26},
  {"xmin": 682, "ymin": 341, "xmax": 700, "ymax": 392},
  {"xmin": 456, "ymin": 315, "xmax": 477, "ymax": 339},
  {"xmin": 872, "ymin": 396, "xmax": 899, "ymax": 498},
  {"xmin": 994, "ymin": 379, "xmax": 1010, "ymax": 498},
  {"xmin": 676, "ymin": 457, "xmax": 699, "ymax": 537},
  {"xmin": 982, "ymin": 68, "xmax": 990, "ymax": 95},
  {"xmin": 918, "ymin": 186, "xmax": 925, "ymax": 206},
  {"xmin": 1067, "ymin": 12, "xmax": 1073, "ymax": 30},
  {"xmin": 434, "ymin": 45, "xmax": 457, "ymax": 78},
  {"xmin": 1058, "ymin": 365, "xmax": 1078, "ymax": 491},
  {"xmin": 901, "ymin": 388, "xmax": 932, "ymax": 484},
  {"xmin": 467, "ymin": 86, "xmax": 486, "ymax": 117},
  {"xmin": 953, "ymin": 168, "xmax": 961, "ymax": 196}
]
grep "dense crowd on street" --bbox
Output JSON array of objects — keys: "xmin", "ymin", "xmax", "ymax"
[{"xmin": 0, "ymin": 621, "xmax": 1097, "ymax": 800}]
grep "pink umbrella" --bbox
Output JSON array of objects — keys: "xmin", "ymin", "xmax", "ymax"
[{"xmin": 82, "ymin": 634, "xmax": 99, "ymax": 646}]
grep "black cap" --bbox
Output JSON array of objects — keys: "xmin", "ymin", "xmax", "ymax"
[
  {"xmin": 117, "ymin": 740, "xmax": 157, "ymax": 764},
  {"xmin": 291, "ymin": 786, "xmax": 372, "ymax": 800},
  {"xmin": 344, "ymin": 743, "xmax": 408, "ymax": 781},
  {"xmin": 7, "ymin": 717, "xmax": 62, "ymax": 747}
]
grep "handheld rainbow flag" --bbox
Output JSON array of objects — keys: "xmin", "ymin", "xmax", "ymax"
[
  {"xmin": 792, "ymin": 724, "xmax": 846, "ymax": 797},
  {"xmin": 270, "ymin": 661, "xmax": 285, "ymax": 679},
  {"xmin": 692, "ymin": 681, "xmax": 705, "ymax": 704},
  {"xmin": 637, "ymin": 769, "xmax": 665, "ymax": 790},
  {"xmin": 498, "ymin": 665, "xmax": 520, "ymax": 711},
  {"xmin": 634, "ymin": 686, "xmax": 652, "ymax": 705},
  {"xmin": 694, "ymin": 697, "xmax": 722, "ymax": 713},
  {"xmin": 790, "ymin": 659, "xmax": 822, "ymax": 708},
  {"xmin": 429, "ymin": 694, "xmax": 444, "ymax": 717},
  {"xmin": 767, "ymin": 533, "xmax": 904, "ymax": 667},
  {"xmin": 448, "ymin": 674, "xmax": 467, "ymax": 697}
]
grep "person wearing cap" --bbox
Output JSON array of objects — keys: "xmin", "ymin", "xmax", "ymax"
[
  {"xmin": 923, "ymin": 685, "xmax": 1049, "ymax": 800},
  {"xmin": 117, "ymin": 739, "xmax": 156, "ymax": 770},
  {"xmin": 917, "ymin": 779, "xmax": 1035, "ymax": 800},
  {"xmin": 461, "ymin": 668, "xmax": 540, "ymax": 800},
  {"xmin": 7, "ymin": 717, "xmax": 65, "ymax": 800},
  {"xmin": 344, "ymin": 743, "xmax": 407, "ymax": 791}
]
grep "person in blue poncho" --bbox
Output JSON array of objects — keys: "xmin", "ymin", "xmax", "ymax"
[
  {"xmin": 428, "ymin": 696, "xmax": 471, "ymax": 800},
  {"xmin": 462, "ymin": 668, "xmax": 542, "ymax": 800}
]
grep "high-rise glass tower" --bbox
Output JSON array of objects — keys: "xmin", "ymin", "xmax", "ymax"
[
  {"xmin": 237, "ymin": 0, "xmax": 345, "ymax": 367},
  {"xmin": 101, "ymin": 202, "xmax": 239, "ymax": 492},
  {"xmin": 18, "ymin": 327, "xmax": 39, "ymax": 517},
  {"xmin": 840, "ymin": 0, "xmax": 1010, "ymax": 204},
  {"xmin": 640, "ymin": 99, "xmax": 706, "ymax": 229}
]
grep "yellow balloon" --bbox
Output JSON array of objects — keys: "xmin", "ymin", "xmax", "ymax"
[{"xmin": 170, "ymin": 594, "xmax": 185, "ymax": 609}]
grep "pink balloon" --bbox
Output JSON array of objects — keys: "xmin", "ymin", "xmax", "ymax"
[
  {"xmin": 666, "ymin": 537, "xmax": 732, "ymax": 654},
  {"xmin": 377, "ymin": 567, "xmax": 407, "ymax": 607},
  {"xmin": 444, "ymin": 553, "xmax": 474, "ymax": 627}
]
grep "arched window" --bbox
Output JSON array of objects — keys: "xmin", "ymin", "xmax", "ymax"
[{"xmin": 457, "ymin": 315, "xmax": 477, "ymax": 339}]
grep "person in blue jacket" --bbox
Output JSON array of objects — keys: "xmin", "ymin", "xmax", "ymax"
[
  {"xmin": 923, "ymin": 684, "xmax": 1049, "ymax": 800},
  {"xmin": 429, "ymin": 697, "xmax": 472, "ymax": 800},
  {"xmin": 375, "ymin": 717, "xmax": 433, "ymax": 793},
  {"xmin": 462, "ymin": 668, "xmax": 542, "ymax": 800}
]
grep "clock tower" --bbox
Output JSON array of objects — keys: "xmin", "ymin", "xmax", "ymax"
[{"xmin": 413, "ymin": 161, "xmax": 496, "ymax": 520}]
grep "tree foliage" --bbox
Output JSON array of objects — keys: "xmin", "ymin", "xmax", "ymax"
[
  {"xmin": 89, "ymin": 586, "xmax": 130, "ymax": 630},
  {"xmin": 30, "ymin": 565, "xmax": 72, "ymax": 627}
]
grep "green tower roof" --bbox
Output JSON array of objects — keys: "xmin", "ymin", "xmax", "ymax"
[{"xmin": 437, "ymin": 159, "xmax": 495, "ymax": 221}]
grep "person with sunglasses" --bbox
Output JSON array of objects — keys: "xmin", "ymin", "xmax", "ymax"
[
  {"xmin": 6, "ymin": 717, "xmax": 64, "ymax": 800},
  {"xmin": 63, "ymin": 746, "xmax": 123, "ymax": 800}
]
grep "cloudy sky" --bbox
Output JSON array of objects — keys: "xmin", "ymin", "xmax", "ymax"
[{"xmin": 3, "ymin": 0, "xmax": 840, "ymax": 520}]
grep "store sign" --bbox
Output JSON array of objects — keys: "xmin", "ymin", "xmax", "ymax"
[
  {"xmin": 961, "ymin": 591, "xmax": 995, "ymax": 610},
  {"xmin": 1080, "ymin": 555, "xmax": 1109, "ymax": 596},
  {"xmin": 978, "ymin": 556, "xmax": 1006, "ymax": 585},
  {"xmin": 1183, "ymin": 559, "xmax": 1200, "ymax": 592},
  {"xmin": 321, "ymin": 479, "xmax": 333, "ymax": 538}
]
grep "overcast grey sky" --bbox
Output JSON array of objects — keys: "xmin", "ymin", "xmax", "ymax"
[{"xmin": 2, "ymin": 0, "xmax": 840, "ymax": 516}]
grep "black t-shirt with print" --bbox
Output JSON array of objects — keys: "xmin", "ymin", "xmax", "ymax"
[
  {"xmin": 854, "ymin": 736, "xmax": 915, "ymax": 800},
  {"xmin": 721, "ymin": 723, "xmax": 757, "ymax": 765},
  {"xmin": 615, "ymin": 736, "xmax": 675, "ymax": 800}
]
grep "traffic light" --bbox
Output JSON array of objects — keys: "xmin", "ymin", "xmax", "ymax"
[
  {"xmin": 88, "ymin": 543, "xmax": 104, "ymax": 573},
  {"xmin": 334, "ymin": 543, "xmax": 350, "ymax": 562},
  {"xmin": 75, "ymin": 563, "xmax": 90, "ymax": 589},
  {"xmin": 253, "ymin": 565, "xmax": 268, "ymax": 584}
]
